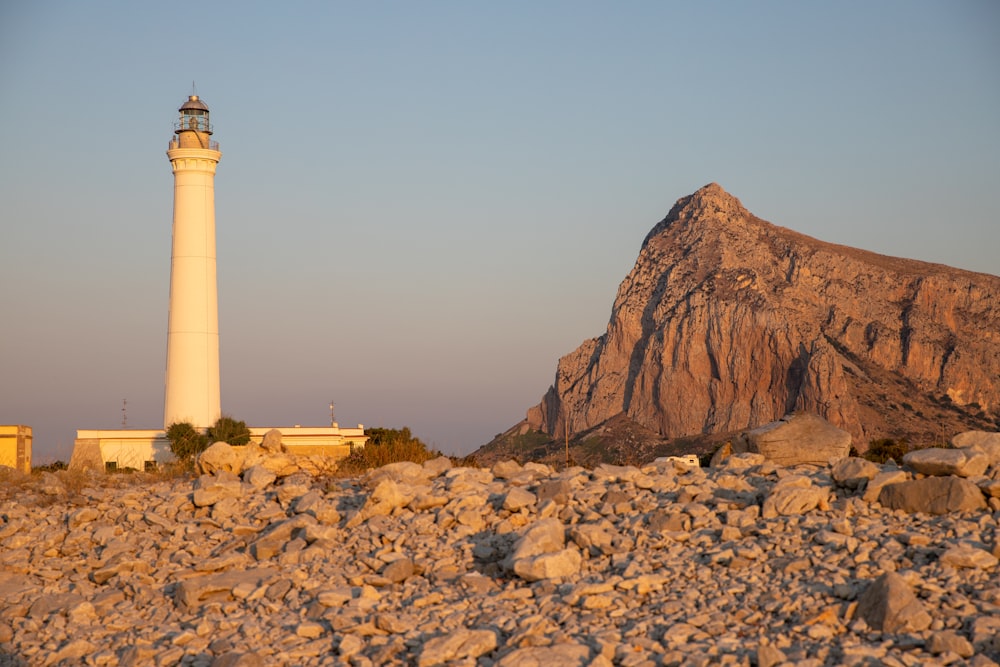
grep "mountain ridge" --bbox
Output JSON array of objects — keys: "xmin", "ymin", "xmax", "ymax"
[{"xmin": 479, "ymin": 183, "xmax": 1000, "ymax": 464}]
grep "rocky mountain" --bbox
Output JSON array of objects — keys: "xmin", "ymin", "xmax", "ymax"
[{"xmin": 518, "ymin": 183, "xmax": 1000, "ymax": 456}]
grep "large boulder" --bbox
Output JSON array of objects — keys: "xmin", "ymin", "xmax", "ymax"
[
  {"xmin": 831, "ymin": 457, "xmax": 881, "ymax": 489},
  {"xmin": 196, "ymin": 442, "xmax": 243, "ymax": 475},
  {"xmin": 260, "ymin": 429, "xmax": 284, "ymax": 453},
  {"xmin": 761, "ymin": 475, "xmax": 830, "ymax": 518},
  {"xmin": 902, "ymin": 447, "xmax": 988, "ymax": 478},
  {"xmin": 504, "ymin": 518, "xmax": 582, "ymax": 582},
  {"xmin": 856, "ymin": 572, "xmax": 932, "ymax": 633},
  {"xmin": 734, "ymin": 413, "xmax": 851, "ymax": 466},
  {"xmin": 877, "ymin": 476, "xmax": 987, "ymax": 514},
  {"xmin": 951, "ymin": 431, "xmax": 1000, "ymax": 466}
]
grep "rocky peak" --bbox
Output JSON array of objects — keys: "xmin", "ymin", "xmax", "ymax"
[
  {"xmin": 526, "ymin": 184, "xmax": 1000, "ymax": 451},
  {"xmin": 641, "ymin": 182, "xmax": 755, "ymax": 248}
]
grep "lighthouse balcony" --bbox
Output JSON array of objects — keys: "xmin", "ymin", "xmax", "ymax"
[{"xmin": 169, "ymin": 138, "xmax": 220, "ymax": 151}]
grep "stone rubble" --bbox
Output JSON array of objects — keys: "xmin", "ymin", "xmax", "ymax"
[{"xmin": 1, "ymin": 435, "xmax": 1000, "ymax": 666}]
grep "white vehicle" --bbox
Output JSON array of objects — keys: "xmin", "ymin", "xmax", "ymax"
[{"xmin": 655, "ymin": 454, "xmax": 701, "ymax": 469}]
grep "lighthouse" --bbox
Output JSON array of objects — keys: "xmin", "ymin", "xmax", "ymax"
[
  {"xmin": 69, "ymin": 92, "xmax": 367, "ymax": 473},
  {"xmin": 163, "ymin": 95, "xmax": 222, "ymax": 429},
  {"xmin": 70, "ymin": 95, "xmax": 368, "ymax": 470}
]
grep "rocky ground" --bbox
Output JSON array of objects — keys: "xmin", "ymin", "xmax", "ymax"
[{"xmin": 2, "ymin": 436, "xmax": 1000, "ymax": 667}]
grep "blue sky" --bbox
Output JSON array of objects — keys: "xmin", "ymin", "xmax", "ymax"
[{"xmin": 2, "ymin": 2, "xmax": 998, "ymax": 462}]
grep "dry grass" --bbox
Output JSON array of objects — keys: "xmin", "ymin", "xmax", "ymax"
[
  {"xmin": 0, "ymin": 466, "xmax": 194, "ymax": 506},
  {"xmin": 0, "ymin": 467, "xmax": 35, "ymax": 498},
  {"xmin": 335, "ymin": 427, "xmax": 441, "ymax": 476},
  {"xmin": 336, "ymin": 441, "xmax": 440, "ymax": 475}
]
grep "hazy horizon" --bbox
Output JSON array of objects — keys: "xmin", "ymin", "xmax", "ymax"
[{"xmin": 2, "ymin": 2, "xmax": 998, "ymax": 463}]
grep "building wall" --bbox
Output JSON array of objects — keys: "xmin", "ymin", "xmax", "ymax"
[
  {"xmin": 73, "ymin": 430, "xmax": 171, "ymax": 472},
  {"xmin": 0, "ymin": 425, "xmax": 32, "ymax": 473},
  {"xmin": 72, "ymin": 425, "xmax": 368, "ymax": 472}
]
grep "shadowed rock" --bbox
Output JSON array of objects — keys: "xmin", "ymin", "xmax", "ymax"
[
  {"xmin": 878, "ymin": 476, "xmax": 987, "ymax": 514},
  {"xmin": 856, "ymin": 572, "xmax": 932, "ymax": 633}
]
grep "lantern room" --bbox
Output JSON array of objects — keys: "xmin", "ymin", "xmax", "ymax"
[{"xmin": 173, "ymin": 95, "xmax": 215, "ymax": 149}]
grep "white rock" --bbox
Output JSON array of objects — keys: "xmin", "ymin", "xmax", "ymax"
[
  {"xmin": 939, "ymin": 544, "xmax": 999, "ymax": 569},
  {"xmin": 196, "ymin": 441, "xmax": 244, "ymax": 476},
  {"xmin": 903, "ymin": 447, "xmax": 989, "ymax": 477}
]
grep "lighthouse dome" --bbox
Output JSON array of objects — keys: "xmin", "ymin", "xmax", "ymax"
[{"xmin": 179, "ymin": 95, "xmax": 210, "ymax": 112}]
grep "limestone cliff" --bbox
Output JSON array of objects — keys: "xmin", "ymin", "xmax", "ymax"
[{"xmin": 527, "ymin": 183, "xmax": 1000, "ymax": 448}]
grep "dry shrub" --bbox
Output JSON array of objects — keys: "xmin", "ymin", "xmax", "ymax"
[
  {"xmin": 336, "ymin": 427, "xmax": 440, "ymax": 475},
  {"xmin": 56, "ymin": 468, "xmax": 100, "ymax": 496},
  {"xmin": 864, "ymin": 438, "xmax": 911, "ymax": 464},
  {"xmin": 0, "ymin": 466, "xmax": 34, "ymax": 500}
]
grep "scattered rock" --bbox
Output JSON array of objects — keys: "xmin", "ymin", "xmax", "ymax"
[
  {"xmin": 756, "ymin": 644, "xmax": 788, "ymax": 667},
  {"xmin": 382, "ymin": 557, "xmax": 415, "ymax": 583},
  {"xmin": 505, "ymin": 517, "xmax": 583, "ymax": 581},
  {"xmin": 503, "ymin": 486, "xmax": 537, "ymax": 511},
  {"xmin": 939, "ymin": 544, "xmax": 999, "ymax": 569},
  {"xmin": 211, "ymin": 652, "xmax": 265, "ymax": 667},
  {"xmin": 192, "ymin": 471, "xmax": 243, "ymax": 507},
  {"xmin": 495, "ymin": 643, "xmax": 592, "ymax": 667},
  {"xmin": 3, "ymin": 441, "xmax": 999, "ymax": 667},
  {"xmin": 242, "ymin": 464, "xmax": 277, "ymax": 491},
  {"xmin": 928, "ymin": 630, "xmax": 975, "ymax": 658},
  {"xmin": 417, "ymin": 629, "xmax": 498, "ymax": 667}
]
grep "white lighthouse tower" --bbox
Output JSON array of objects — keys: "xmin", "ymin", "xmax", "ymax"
[{"xmin": 163, "ymin": 95, "xmax": 222, "ymax": 429}]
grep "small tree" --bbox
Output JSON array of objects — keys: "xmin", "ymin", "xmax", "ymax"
[
  {"xmin": 208, "ymin": 415, "xmax": 251, "ymax": 446},
  {"xmin": 864, "ymin": 437, "xmax": 910, "ymax": 464},
  {"xmin": 166, "ymin": 422, "xmax": 209, "ymax": 463}
]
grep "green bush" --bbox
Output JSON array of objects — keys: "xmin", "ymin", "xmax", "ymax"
[
  {"xmin": 165, "ymin": 422, "xmax": 209, "ymax": 463},
  {"xmin": 337, "ymin": 426, "xmax": 440, "ymax": 474},
  {"xmin": 167, "ymin": 416, "xmax": 251, "ymax": 465},
  {"xmin": 208, "ymin": 415, "xmax": 251, "ymax": 446},
  {"xmin": 864, "ymin": 437, "xmax": 910, "ymax": 464}
]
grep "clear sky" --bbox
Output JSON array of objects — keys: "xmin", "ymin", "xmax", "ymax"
[{"xmin": 2, "ymin": 1, "xmax": 998, "ymax": 463}]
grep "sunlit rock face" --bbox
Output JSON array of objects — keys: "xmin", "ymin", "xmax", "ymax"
[{"xmin": 529, "ymin": 183, "xmax": 1000, "ymax": 447}]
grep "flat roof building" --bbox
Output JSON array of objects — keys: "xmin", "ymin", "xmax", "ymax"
[{"xmin": 0, "ymin": 425, "xmax": 32, "ymax": 473}]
